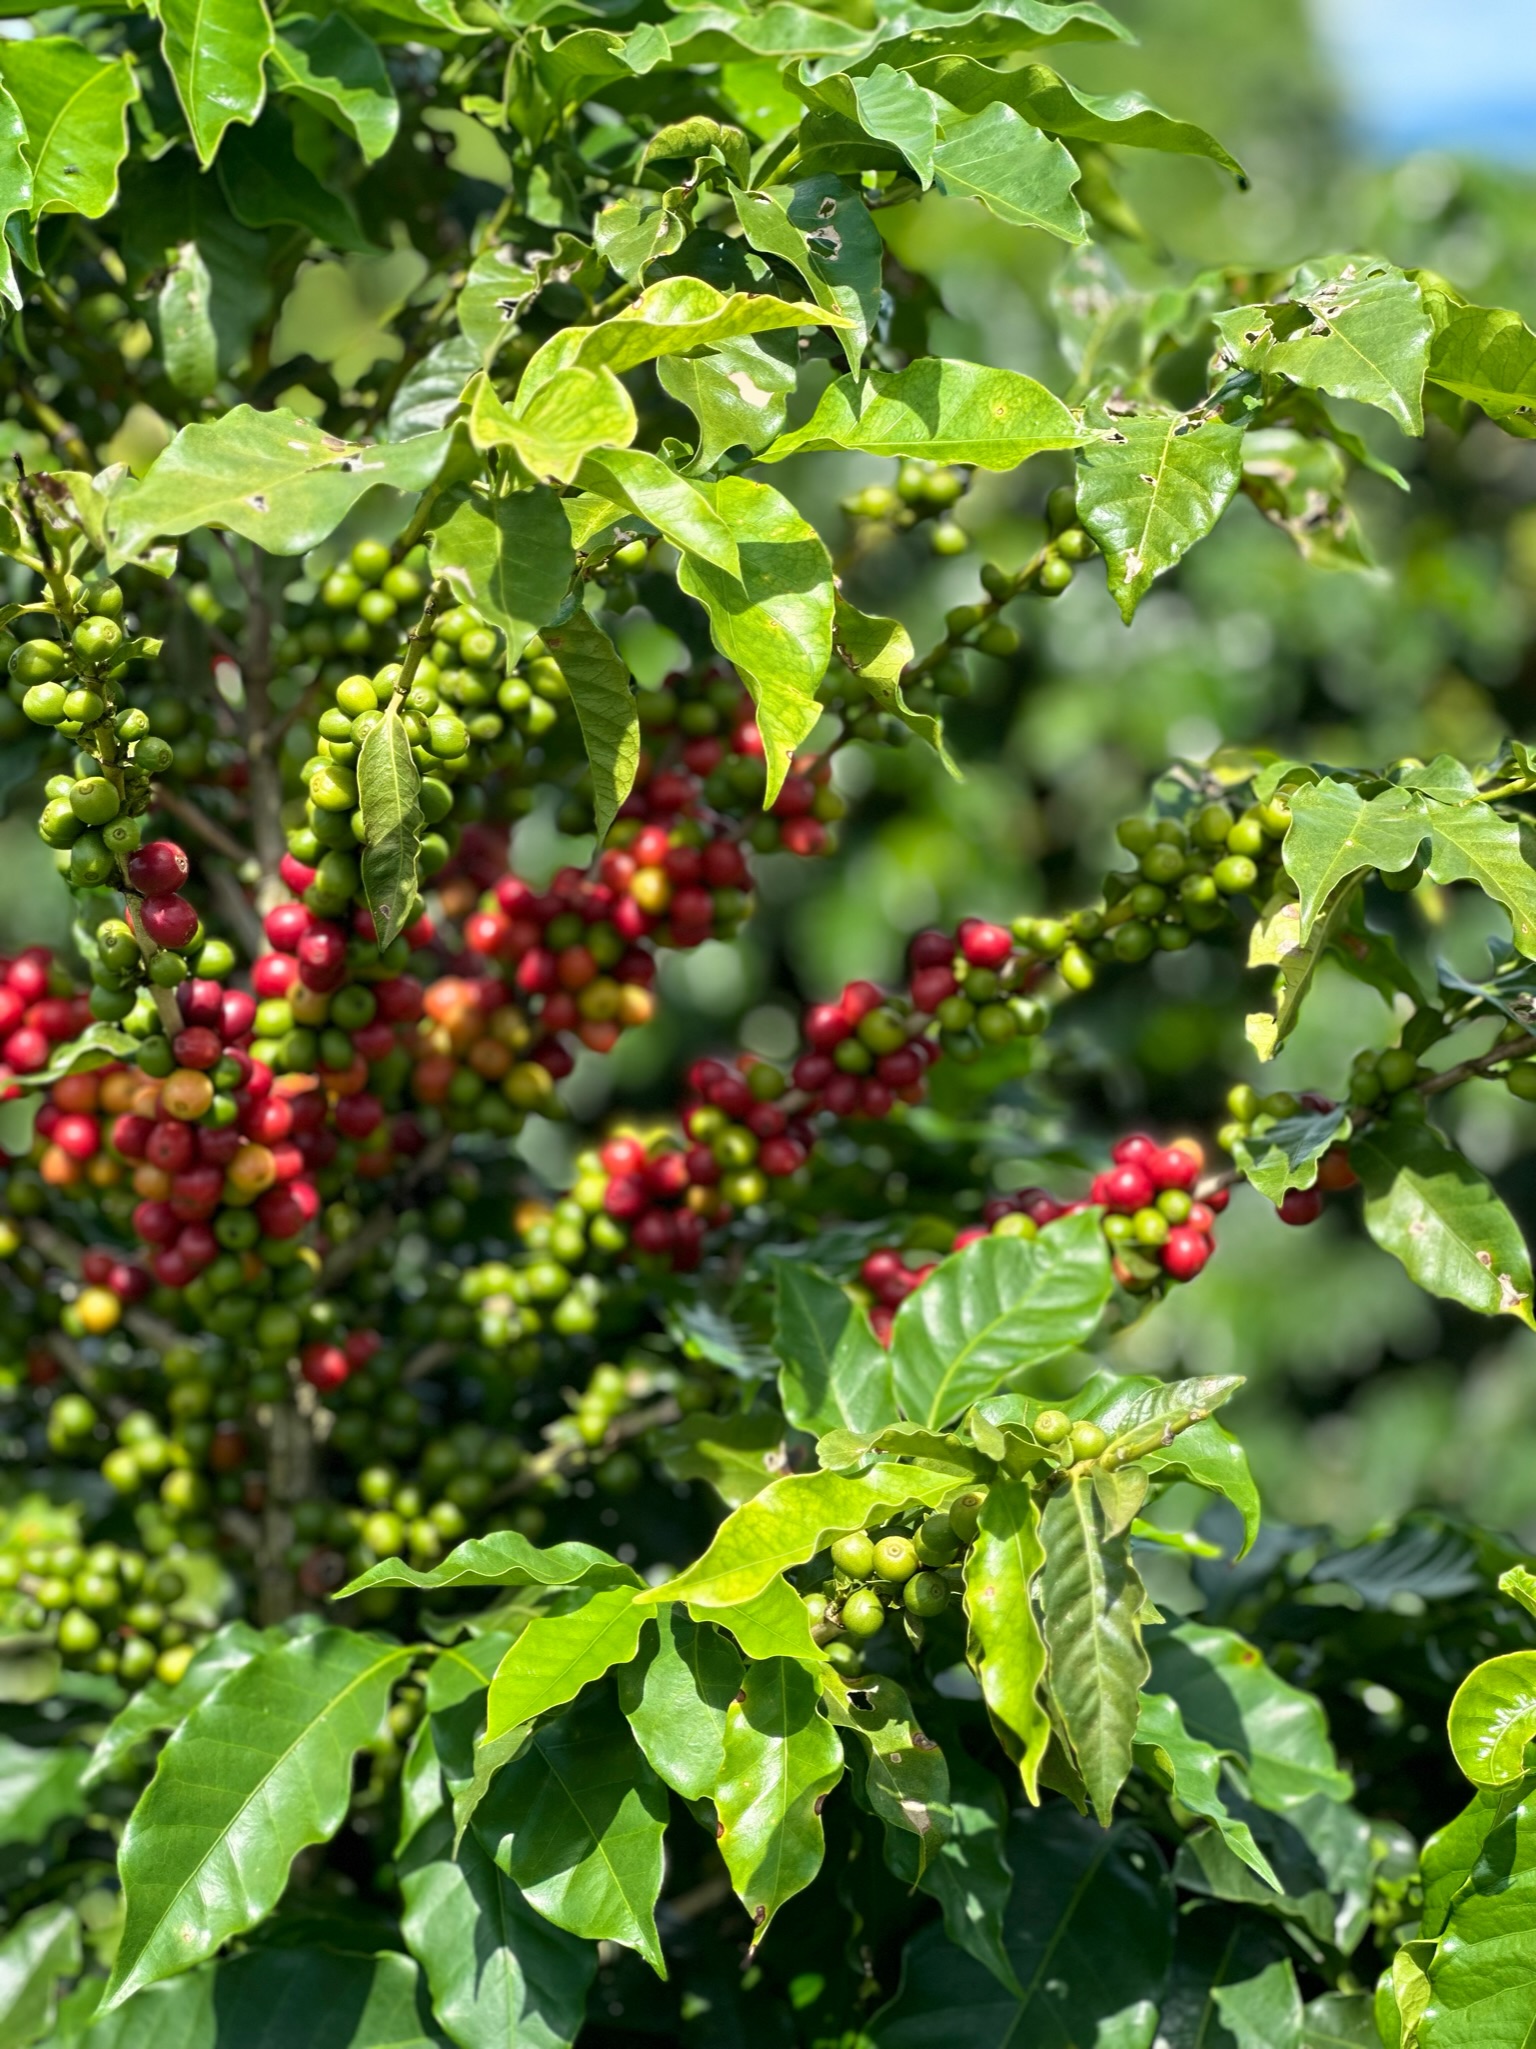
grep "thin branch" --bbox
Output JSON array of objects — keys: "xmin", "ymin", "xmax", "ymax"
[{"xmin": 151, "ymin": 782, "xmax": 254, "ymax": 869}]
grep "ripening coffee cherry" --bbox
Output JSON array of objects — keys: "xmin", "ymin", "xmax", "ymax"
[
  {"xmin": 1069, "ymin": 1420, "xmax": 1109, "ymax": 1461},
  {"xmin": 830, "ymin": 1531, "xmax": 875, "ymax": 1579},
  {"xmin": 22, "ymin": 681, "xmax": 67, "ymax": 725},
  {"xmin": 872, "ymin": 1535, "xmax": 919, "ymax": 1583},
  {"xmin": 914, "ymin": 1512, "xmax": 959, "ymax": 1565},
  {"xmin": 72, "ymin": 616, "xmax": 123, "ymax": 665},
  {"xmin": 1277, "ymin": 1186, "xmax": 1324, "ymax": 1226},
  {"xmin": 127, "ymin": 839, "xmax": 190, "ymax": 897},
  {"xmin": 840, "ymin": 1587, "xmax": 887, "ymax": 1638}
]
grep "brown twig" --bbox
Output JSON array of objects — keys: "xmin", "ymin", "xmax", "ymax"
[{"xmin": 150, "ymin": 782, "xmax": 253, "ymax": 869}]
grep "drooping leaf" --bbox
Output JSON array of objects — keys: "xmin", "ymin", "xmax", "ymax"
[
  {"xmin": 963, "ymin": 1476, "xmax": 1050, "ymax": 1802},
  {"xmin": 83, "ymin": 1620, "xmax": 268, "ymax": 1788},
  {"xmin": 1134, "ymin": 1692, "xmax": 1281, "ymax": 1890},
  {"xmin": 674, "ymin": 474, "xmax": 833, "ymax": 804},
  {"xmin": 0, "ymin": 1903, "xmax": 81, "ymax": 2049},
  {"xmin": 104, "ymin": 1629, "xmax": 413, "ymax": 2006},
  {"xmin": 338, "ymin": 1530, "xmax": 640, "ymax": 1599},
  {"xmin": 1244, "ymin": 889, "xmax": 1355, "ymax": 1062},
  {"xmin": 913, "ymin": 56, "xmax": 1243, "ymax": 181},
  {"xmin": 154, "ymin": 0, "xmax": 273, "ymax": 168},
  {"xmin": 715, "ymin": 1656, "xmax": 844, "ymax": 1938},
  {"xmin": 889, "ymin": 1213, "xmax": 1112, "ymax": 1429},
  {"xmin": 1216, "ymin": 258, "xmax": 1432, "ymax": 436},
  {"xmin": 270, "ymin": 14, "xmax": 398, "ymax": 162},
  {"xmin": 400, "ymin": 1811, "xmax": 595, "ymax": 2049},
  {"xmin": 771, "ymin": 1257, "xmax": 898, "ymax": 1434},
  {"xmin": 428, "ymin": 485, "xmax": 575, "ymax": 670},
  {"xmin": 730, "ymin": 174, "xmax": 882, "ymax": 370},
  {"xmin": 1145, "ymin": 1622, "xmax": 1352, "ymax": 1812},
  {"xmin": 686, "ymin": 1570, "xmax": 831, "ymax": 1665},
  {"xmin": 822, "ymin": 1668, "xmax": 949, "ymax": 1868},
  {"xmin": 617, "ymin": 1610, "xmax": 742, "ymax": 1802},
  {"xmin": 761, "ymin": 358, "xmax": 1083, "ymax": 468},
  {"xmin": 484, "ymin": 1585, "xmax": 645, "ymax": 1741},
  {"xmin": 104, "ymin": 407, "xmax": 451, "ymax": 567},
  {"xmin": 577, "ymin": 447, "xmax": 739, "ymax": 575},
  {"xmin": 469, "ymin": 368, "xmax": 637, "ymax": 486},
  {"xmin": 647, "ymin": 1461, "xmax": 956, "ymax": 1611},
  {"xmin": 157, "ymin": 243, "xmax": 219, "ymax": 401},
  {"xmin": 831, "ymin": 595, "xmax": 957, "ymax": 768},
  {"xmin": 929, "ymin": 100, "xmax": 1086, "ymax": 242},
  {"xmin": 473, "ymin": 1686, "xmax": 668, "ymax": 1977},
  {"xmin": 0, "ymin": 1733, "xmax": 88, "ymax": 1848},
  {"xmin": 1448, "ymin": 1651, "xmax": 1536, "ymax": 1789},
  {"xmin": 0, "ymin": 86, "xmax": 32, "ymax": 310},
  {"xmin": 1423, "ymin": 297, "xmax": 1536, "ymax": 436},
  {"xmin": 869, "ymin": 1805, "xmax": 1173, "ymax": 2047},
  {"xmin": 517, "ymin": 274, "xmax": 847, "ymax": 399},
  {"xmin": 656, "ymin": 328, "xmax": 798, "ymax": 469},
  {"xmin": 1076, "ymin": 401, "xmax": 1246, "ymax": 622},
  {"xmin": 0, "ymin": 41, "xmax": 138, "ymax": 226},
  {"xmin": 1240, "ymin": 428, "xmax": 1375, "ymax": 571},
  {"xmin": 1232, "ymin": 1103, "xmax": 1350, "ymax": 1204},
  {"xmin": 536, "ymin": 608, "xmax": 638, "ymax": 842},
  {"xmin": 1038, "ymin": 1470, "xmax": 1149, "ymax": 1824},
  {"xmin": 1355, "ymin": 1121, "xmax": 1535, "ymax": 1326},
  {"xmin": 358, "ymin": 698, "xmax": 422, "ymax": 951}
]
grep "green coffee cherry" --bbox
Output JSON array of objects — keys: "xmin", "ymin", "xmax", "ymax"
[
  {"xmin": 841, "ymin": 1587, "xmax": 886, "ymax": 1638},
  {"xmin": 872, "ymin": 1534, "xmax": 919, "ymax": 1583},
  {"xmin": 830, "ymin": 1531, "xmax": 875, "ymax": 1578},
  {"xmin": 903, "ymin": 1570, "xmax": 950, "ymax": 1618}
]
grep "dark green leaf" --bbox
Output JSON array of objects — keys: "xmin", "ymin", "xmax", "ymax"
[
  {"xmin": 474, "ymin": 1687, "xmax": 668, "ymax": 1977},
  {"xmin": 1076, "ymin": 401, "xmax": 1246, "ymax": 622},
  {"xmin": 889, "ymin": 1213, "xmax": 1112, "ymax": 1429},
  {"xmin": 771, "ymin": 1257, "xmax": 897, "ymax": 1434},
  {"xmin": 1039, "ymin": 1470, "xmax": 1149, "ymax": 1824},
  {"xmin": 213, "ymin": 1946, "xmax": 443, "ymax": 2049},
  {"xmin": 882, "ymin": 1737, "xmax": 1020, "ymax": 1996},
  {"xmin": 715, "ymin": 1656, "xmax": 843, "ymax": 1938},
  {"xmin": 1174, "ymin": 1789, "xmax": 1373, "ymax": 1955},
  {"xmin": 617, "ymin": 1610, "xmax": 742, "ymax": 1801},
  {"xmin": 428, "ymin": 486, "xmax": 575, "ymax": 670},
  {"xmin": 358, "ymin": 699, "xmax": 422, "ymax": 951},
  {"xmin": 539, "ymin": 609, "xmax": 638, "ymax": 841},
  {"xmin": 0, "ymin": 85, "xmax": 32, "ymax": 309},
  {"xmin": 105, "ymin": 1629, "xmax": 412, "ymax": 2006},
  {"xmin": 217, "ymin": 109, "xmax": 373, "ymax": 252},
  {"xmin": 270, "ymin": 14, "xmax": 398, "ymax": 163},
  {"xmin": 1212, "ymin": 1960, "xmax": 1303, "ymax": 2049},
  {"xmin": 823, "ymin": 1668, "xmax": 948, "ymax": 1868},
  {"xmin": 1355, "ymin": 1121, "xmax": 1535, "ymax": 1325},
  {"xmin": 154, "ymin": 0, "xmax": 272, "ymax": 168},
  {"xmin": 1134, "ymin": 1691, "xmax": 1280, "ymax": 1889}
]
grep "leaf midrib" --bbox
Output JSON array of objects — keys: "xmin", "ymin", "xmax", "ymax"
[
  {"xmin": 28, "ymin": 59, "xmax": 128, "ymax": 210},
  {"xmin": 535, "ymin": 1725, "xmax": 660, "ymax": 1969}
]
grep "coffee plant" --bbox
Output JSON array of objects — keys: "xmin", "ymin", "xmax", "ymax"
[{"xmin": 0, "ymin": 0, "xmax": 1535, "ymax": 2043}]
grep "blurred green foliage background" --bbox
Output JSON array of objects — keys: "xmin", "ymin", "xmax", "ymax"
[{"xmin": 5, "ymin": 0, "xmax": 1534, "ymax": 1540}]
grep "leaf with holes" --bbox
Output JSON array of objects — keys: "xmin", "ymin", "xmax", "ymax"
[
  {"xmin": 1216, "ymin": 257, "xmax": 1431, "ymax": 436},
  {"xmin": 357, "ymin": 699, "xmax": 422, "ymax": 951},
  {"xmin": 715, "ymin": 1656, "xmax": 844, "ymax": 1938},
  {"xmin": 104, "ymin": 1629, "xmax": 412, "ymax": 2006},
  {"xmin": 731, "ymin": 175, "xmax": 881, "ymax": 370},
  {"xmin": 889, "ymin": 1213, "xmax": 1112, "ymax": 1429},
  {"xmin": 473, "ymin": 1686, "xmax": 668, "ymax": 1976},
  {"xmin": 822, "ymin": 1668, "xmax": 949, "ymax": 1870},
  {"xmin": 1076, "ymin": 401, "xmax": 1246, "ymax": 622},
  {"xmin": 1355, "ymin": 1121, "xmax": 1535, "ymax": 1326}
]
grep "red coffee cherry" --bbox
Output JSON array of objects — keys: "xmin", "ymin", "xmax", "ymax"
[{"xmin": 126, "ymin": 840, "xmax": 190, "ymax": 897}]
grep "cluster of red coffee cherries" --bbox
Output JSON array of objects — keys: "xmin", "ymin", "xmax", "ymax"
[{"xmin": 0, "ymin": 948, "xmax": 93, "ymax": 1079}]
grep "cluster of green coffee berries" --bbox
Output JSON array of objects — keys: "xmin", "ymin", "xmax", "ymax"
[
  {"xmin": 807, "ymin": 1490, "xmax": 986, "ymax": 1673},
  {"xmin": 0, "ymin": 1525, "xmax": 203, "ymax": 1688},
  {"xmin": 840, "ymin": 458, "xmax": 974, "ymax": 556},
  {"xmin": 348, "ymin": 1422, "xmax": 524, "ymax": 1569}
]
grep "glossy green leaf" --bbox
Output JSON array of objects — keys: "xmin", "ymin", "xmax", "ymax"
[
  {"xmin": 849, "ymin": 63, "xmax": 938, "ymax": 182},
  {"xmin": 270, "ymin": 14, "xmax": 398, "ymax": 163},
  {"xmin": 686, "ymin": 1571, "xmax": 831, "ymax": 1665},
  {"xmin": 930, "ymin": 102, "xmax": 1087, "ymax": 242},
  {"xmin": 657, "ymin": 328, "xmax": 798, "ymax": 469},
  {"xmin": 1501, "ymin": 1565, "xmax": 1536, "ymax": 1623},
  {"xmin": 1076, "ymin": 401, "xmax": 1246, "ymax": 622},
  {"xmin": 870, "ymin": 1805, "xmax": 1172, "ymax": 2047},
  {"xmin": 358, "ymin": 699, "xmax": 422, "ymax": 951},
  {"xmin": 157, "ymin": 243, "xmax": 219, "ymax": 402},
  {"xmin": 484, "ymin": 1585, "xmax": 645, "ymax": 1741},
  {"xmin": 848, "ymin": 0, "xmax": 1128, "ymax": 72},
  {"xmin": 576, "ymin": 448, "xmax": 738, "ymax": 575},
  {"xmin": 0, "ymin": 1732, "xmax": 88, "ymax": 1848},
  {"xmin": 674, "ymin": 474, "xmax": 833, "ymax": 804},
  {"xmin": 650, "ymin": 1460, "xmax": 955, "ymax": 1611},
  {"xmin": 518, "ymin": 274, "xmax": 845, "ymax": 400},
  {"xmin": 1039, "ymin": 1470, "xmax": 1149, "ymax": 1823},
  {"xmin": 1134, "ymin": 1692, "xmax": 1280, "ymax": 1890},
  {"xmin": 474, "ymin": 1686, "xmax": 667, "ymax": 1976},
  {"xmin": 715, "ymin": 1656, "xmax": 843, "ymax": 1938},
  {"xmin": 105, "ymin": 1629, "xmax": 412, "ymax": 2006},
  {"xmin": 652, "ymin": 1407, "xmax": 786, "ymax": 1504},
  {"xmin": 1283, "ymin": 778, "xmax": 1424, "ymax": 935},
  {"xmin": 0, "ymin": 41, "xmax": 138, "ymax": 224},
  {"xmin": 84, "ymin": 1620, "xmax": 268, "ymax": 1788},
  {"xmin": 217, "ymin": 1946, "xmax": 442, "ymax": 2049},
  {"xmin": 1420, "ymin": 1777, "xmax": 1532, "ymax": 1939},
  {"xmin": 104, "ymin": 406, "xmax": 451, "ymax": 567},
  {"xmin": 428, "ymin": 486, "xmax": 575, "ymax": 671},
  {"xmin": 913, "ymin": 56, "xmax": 1243, "ymax": 179},
  {"xmin": 470, "ymin": 368, "xmax": 637, "ymax": 486},
  {"xmin": 823, "ymin": 1668, "xmax": 949, "ymax": 1867},
  {"xmin": 1216, "ymin": 258, "xmax": 1431, "ymax": 436},
  {"xmin": 889, "ymin": 1213, "xmax": 1112, "ymax": 1429},
  {"xmin": 731, "ymin": 175, "xmax": 881, "ymax": 370},
  {"xmin": 0, "ymin": 85, "xmax": 31, "ymax": 310},
  {"xmin": 771, "ymin": 1256, "xmax": 898, "ymax": 1434},
  {"xmin": 762, "ymin": 358, "xmax": 1082, "ymax": 469},
  {"xmin": 538, "ymin": 608, "xmax": 638, "ymax": 842},
  {"xmin": 1213, "ymin": 1960, "xmax": 1303, "ymax": 2049},
  {"xmin": 1146, "ymin": 1622, "xmax": 1352, "ymax": 1812},
  {"xmin": 1233, "ymin": 1103, "xmax": 1350, "ymax": 1204},
  {"xmin": 64, "ymin": 1968, "xmax": 216, "ymax": 2049},
  {"xmin": 0, "ymin": 1903, "xmax": 81, "ymax": 2049},
  {"xmin": 1074, "ymin": 1372, "xmax": 1259, "ymax": 1553},
  {"xmin": 400, "ymin": 1810, "xmax": 595, "ymax": 2049},
  {"xmin": 1412, "ymin": 1788, "xmax": 1536, "ymax": 2048},
  {"xmin": 1423, "ymin": 298, "xmax": 1536, "ymax": 435},
  {"xmin": 1355, "ymin": 1121, "xmax": 1535, "ymax": 1326},
  {"xmin": 339, "ymin": 1530, "xmax": 639, "ymax": 1599},
  {"xmin": 963, "ymin": 1476, "xmax": 1050, "ymax": 1802},
  {"xmin": 617, "ymin": 1610, "xmax": 742, "ymax": 1802},
  {"xmin": 1448, "ymin": 1651, "xmax": 1536, "ymax": 1788},
  {"xmin": 1419, "ymin": 792, "xmax": 1536, "ymax": 957},
  {"xmin": 154, "ymin": 0, "xmax": 272, "ymax": 168}
]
